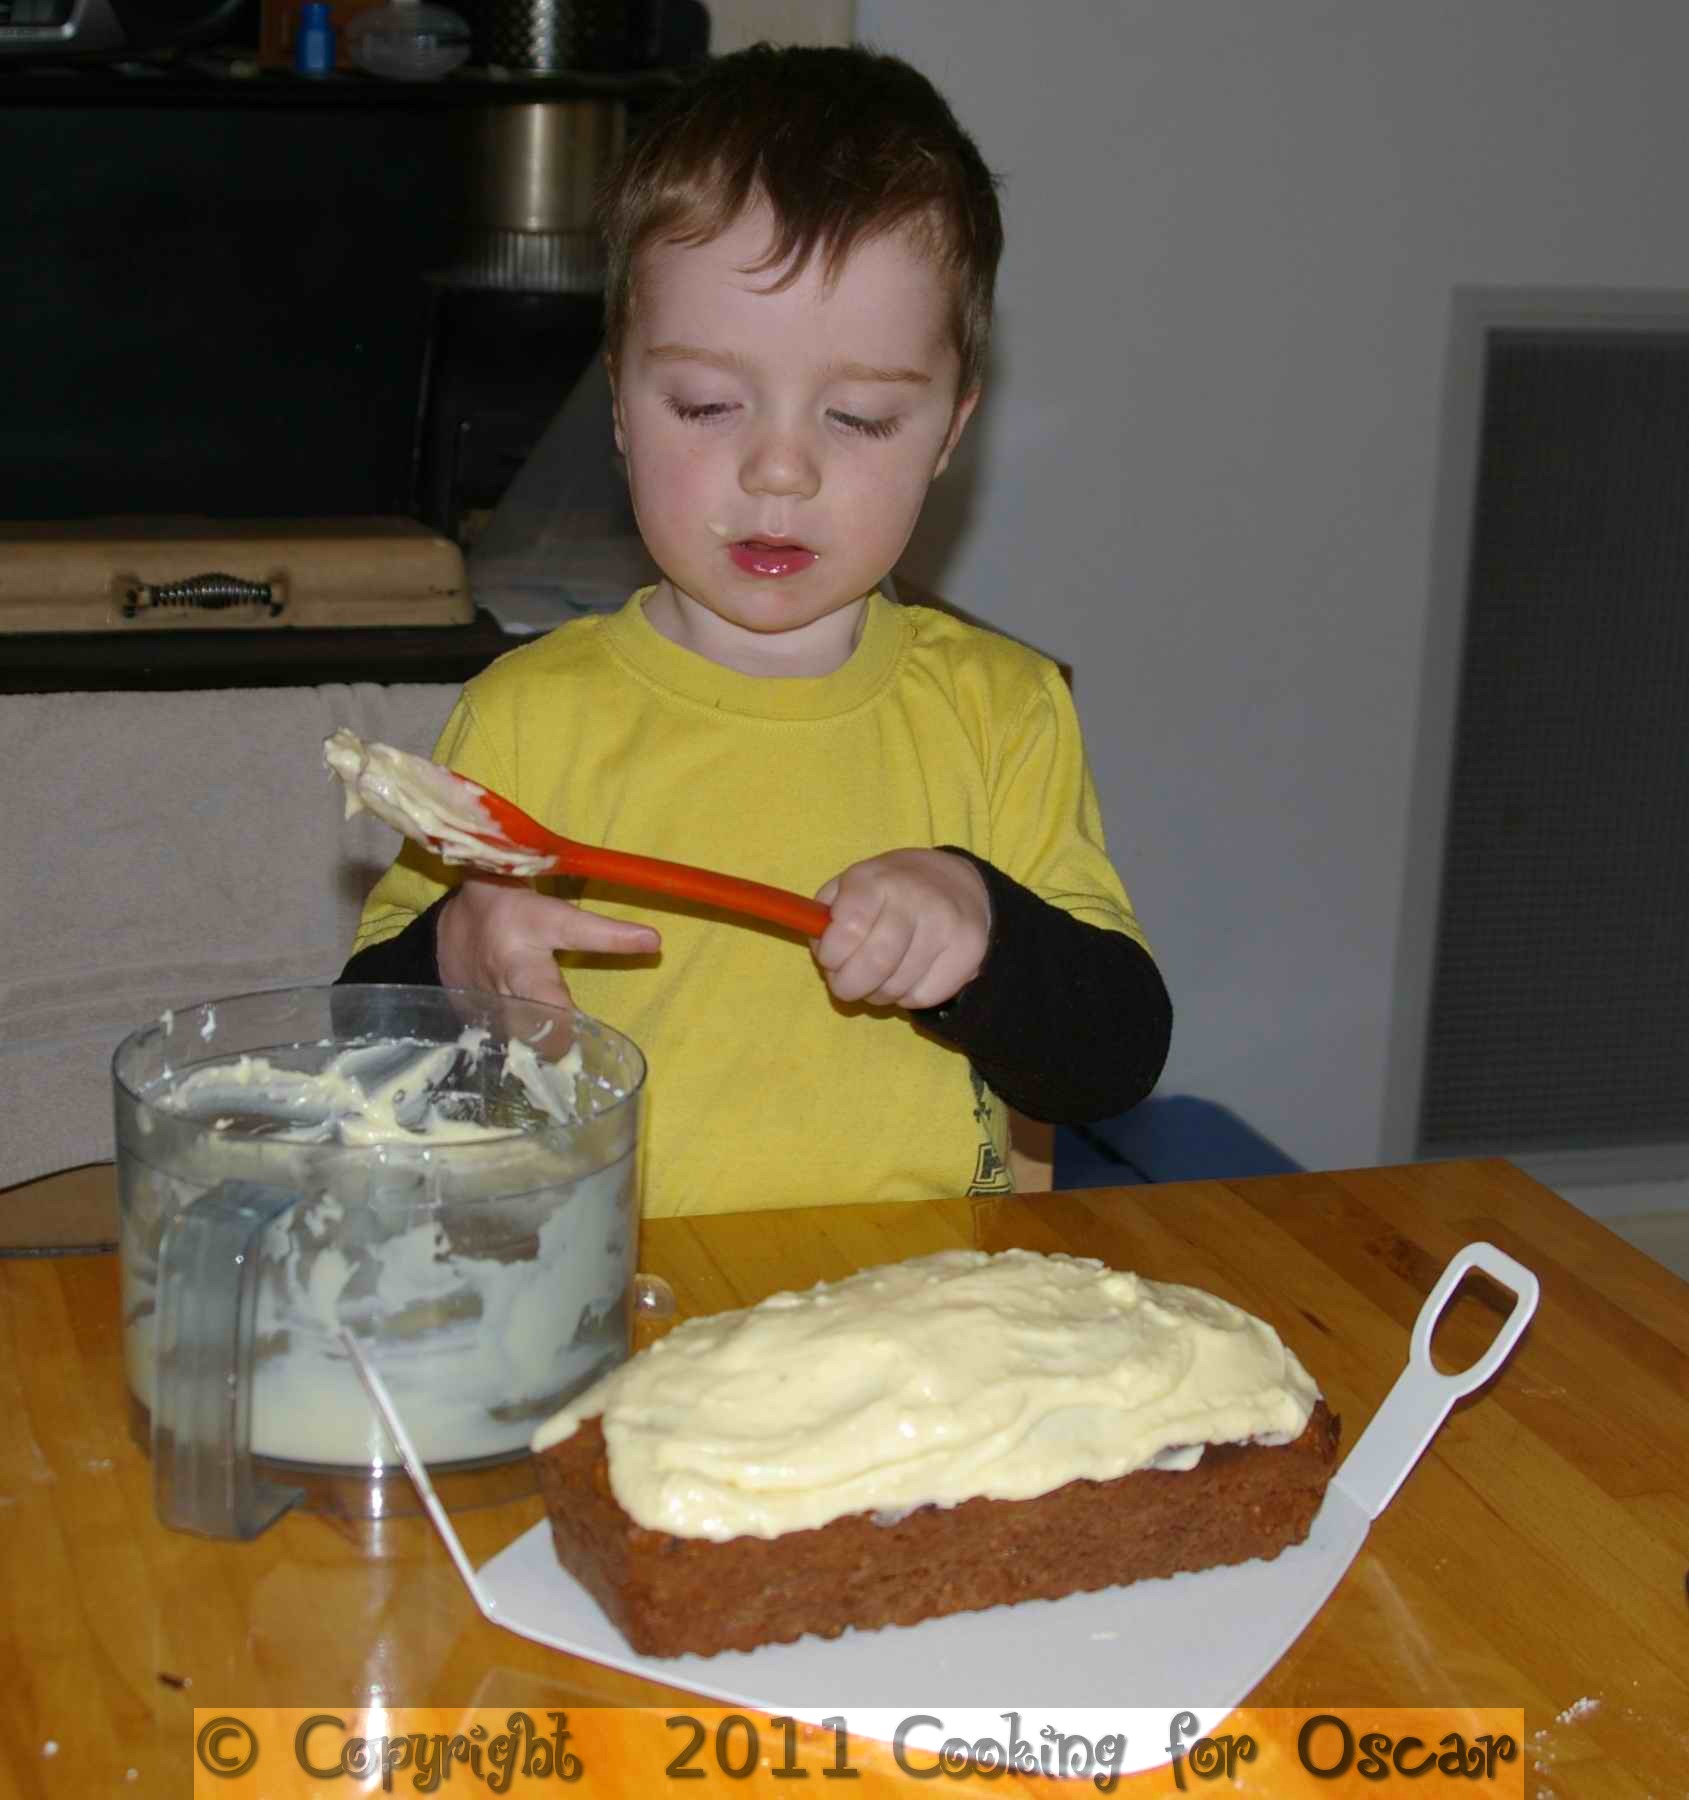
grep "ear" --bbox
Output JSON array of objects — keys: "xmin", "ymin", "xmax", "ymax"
[
  {"xmin": 605, "ymin": 351, "xmax": 628, "ymax": 457},
  {"xmin": 932, "ymin": 385, "xmax": 981, "ymax": 479}
]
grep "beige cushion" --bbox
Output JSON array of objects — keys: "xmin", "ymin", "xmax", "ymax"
[{"xmin": 0, "ymin": 682, "xmax": 457, "ymax": 1190}]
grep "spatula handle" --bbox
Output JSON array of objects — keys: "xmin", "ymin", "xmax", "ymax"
[
  {"xmin": 472, "ymin": 786, "xmax": 832, "ymax": 937},
  {"xmin": 562, "ymin": 844, "xmax": 832, "ymax": 938}
]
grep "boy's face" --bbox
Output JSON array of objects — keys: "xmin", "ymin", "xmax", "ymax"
[{"xmin": 610, "ymin": 207, "xmax": 978, "ymax": 674}]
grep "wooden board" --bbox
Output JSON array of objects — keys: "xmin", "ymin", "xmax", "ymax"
[{"xmin": 0, "ymin": 516, "xmax": 472, "ymax": 633}]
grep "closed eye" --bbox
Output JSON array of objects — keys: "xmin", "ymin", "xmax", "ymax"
[
  {"xmin": 829, "ymin": 410, "xmax": 901, "ymax": 440},
  {"xmin": 663, "ymin": 397, "xmax": 737, "ymax": 424}
]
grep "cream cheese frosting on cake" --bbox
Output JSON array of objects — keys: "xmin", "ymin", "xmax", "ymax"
[{"xmin": 531, "ymin": 1248, "xmax": 1319, "ymax": 1542}]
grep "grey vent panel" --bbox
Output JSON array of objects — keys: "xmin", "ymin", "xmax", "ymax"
[{"xmin": 1418, "ymin": 329, "xmax": 1689, "ymax": 1156}]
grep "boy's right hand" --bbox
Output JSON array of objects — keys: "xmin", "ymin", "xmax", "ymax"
[{"xmin": 436, "ymin": 875, "xmax": 660, "ymax": 1009}]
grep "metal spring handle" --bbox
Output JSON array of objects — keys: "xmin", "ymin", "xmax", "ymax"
[{"xmin": 122, "ymin": 573, "xmax": 285, "ymax": 619}]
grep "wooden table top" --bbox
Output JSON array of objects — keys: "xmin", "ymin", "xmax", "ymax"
[{"xmin": 3, "ymin": 1158, "xmax": 1686, "ymax": 1796}]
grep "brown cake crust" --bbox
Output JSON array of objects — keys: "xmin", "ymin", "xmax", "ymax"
[{"xmin": 536, "ymin": 1400, "xmax": 1341, "ymax": 1658}]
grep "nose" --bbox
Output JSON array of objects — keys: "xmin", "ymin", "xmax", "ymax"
[{"xmin": 739, "ymin": 417, "xmax": 820, "ymax": 501}]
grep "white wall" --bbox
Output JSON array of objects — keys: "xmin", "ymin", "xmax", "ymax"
[
  {"xmin": 853, "ymin": 0, "xmax": 1689, "ymax": 1171},
  {"xmin": 706, "ymin": 0, "xmax": 852, "ymax": 52}
]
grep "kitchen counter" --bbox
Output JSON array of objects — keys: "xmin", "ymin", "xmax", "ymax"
[
  {"xmin": 0, "ymin": 609, "xmax": 527, "ymax": 693},
  {"xmin": 0, "ymin": 58, "xmax": 684, "ymax": 108}
]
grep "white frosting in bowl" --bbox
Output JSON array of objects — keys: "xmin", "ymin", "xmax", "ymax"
[
  {"xmin": 123, "ymin": 1025, "xmax": 637, "ymax": 1471},
  {"xmin": 531, "ymin": 1248, "xmax": 1319, "ymax": 1542},
  {"xmin": 152, "ymin": 1029, "xmax": 583, "ymax": 1146}
]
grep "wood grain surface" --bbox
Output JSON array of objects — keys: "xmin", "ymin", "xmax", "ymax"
[{"xmin": 2, "ymin": 1159, "xmax": 1685, "ymax": 1796}]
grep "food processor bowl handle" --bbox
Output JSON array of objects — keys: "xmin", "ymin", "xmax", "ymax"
[{"xmin": 153, "ymin": 1178, "xmax": 305, "ymax": 1539}]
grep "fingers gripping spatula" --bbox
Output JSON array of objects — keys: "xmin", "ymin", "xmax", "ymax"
[{"xmin": 325, "ymin": 729, "xmax": 831, "ymax": 939}]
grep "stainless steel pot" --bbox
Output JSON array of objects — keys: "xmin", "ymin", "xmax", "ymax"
[{"xmin": 453, "ymin": 99, "xmax": 626, "ymax": 292}]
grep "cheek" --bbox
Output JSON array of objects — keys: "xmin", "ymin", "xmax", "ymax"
[
  {"xmin": 625, "ymin": 434, "xmax": 714, "ymax": 508},
  {"xmin": 858, "ymin": 449, "xmax": 940, "ymax": 521}
]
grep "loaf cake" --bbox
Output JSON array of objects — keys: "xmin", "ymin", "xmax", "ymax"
[{"xmin": 531, "ymin": 1249, "xmax": 1339, "ymax": 1658}]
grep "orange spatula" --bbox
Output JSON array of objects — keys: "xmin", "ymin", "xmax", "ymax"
[{"xmin": 325, "ymin": 729, "xmax": 830, "ymax": 939}]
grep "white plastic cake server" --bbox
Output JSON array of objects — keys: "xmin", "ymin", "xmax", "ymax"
[{"xmin": 346, "ymin": 1240, "xmax": 1540, "ymax": 1779}]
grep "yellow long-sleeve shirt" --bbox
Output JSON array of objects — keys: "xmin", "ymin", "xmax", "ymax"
[{"xmin": 351, "ymin": 589, "xmax": 1147, "ymax": 1218}]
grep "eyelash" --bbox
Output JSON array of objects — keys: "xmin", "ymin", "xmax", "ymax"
[
  {"xmin": 832, "ymin": 411, "xmax": 901, "ymax": 440},
  {"xmin": 663, "ymin": 399, "xmax": 733, "ymax": 424},
  {"xmin": 661, "ymin": 397, "xmax": 902, "ymax": 440}
]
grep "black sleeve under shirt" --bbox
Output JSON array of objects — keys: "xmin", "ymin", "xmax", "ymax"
[
  {"xmin": 336, "ymin": 893, "xmax": 451, "ymax": 987},
  {"xmin": 910, "ymin": 848, "xmax": 1172, "ymax": 1125}
]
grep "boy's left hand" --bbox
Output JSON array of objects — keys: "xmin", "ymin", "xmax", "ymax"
[{"xmin": 812, "ymin": 849, "xmax": 990, "ymax": 1010}]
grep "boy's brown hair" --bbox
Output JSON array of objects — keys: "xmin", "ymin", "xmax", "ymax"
[{"xmin": 597, "ymin": 43, "xmax": 1004, "ymax": 396}]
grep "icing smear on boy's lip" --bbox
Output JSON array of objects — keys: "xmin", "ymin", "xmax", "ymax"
[
  {"xmin": 707, "ymin": 518, "xmax": 819, "ymax": 570},
  {"xmin": 708, "ymin": 519, "xmax": 813, "ymax": 546}
]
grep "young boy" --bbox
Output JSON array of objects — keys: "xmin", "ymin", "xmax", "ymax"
[{"xmin": 342, "ymin": 43, "xmax": 1171, "ymax": 1217}]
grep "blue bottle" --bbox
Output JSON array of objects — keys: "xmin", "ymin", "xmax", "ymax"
[{"xmin": 294, "ymin": 0, "xmax": 336, "ymax": 75}]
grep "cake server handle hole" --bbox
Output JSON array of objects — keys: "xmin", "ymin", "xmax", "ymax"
[{"xmin": 1335, "ymin": 1242, "xmax": 1539, "ymax": 1522}]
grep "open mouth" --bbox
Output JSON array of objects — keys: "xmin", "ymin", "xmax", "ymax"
[{"xmin": 728, "ymin": 539, "xmax": 819, "ymax": 578}]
